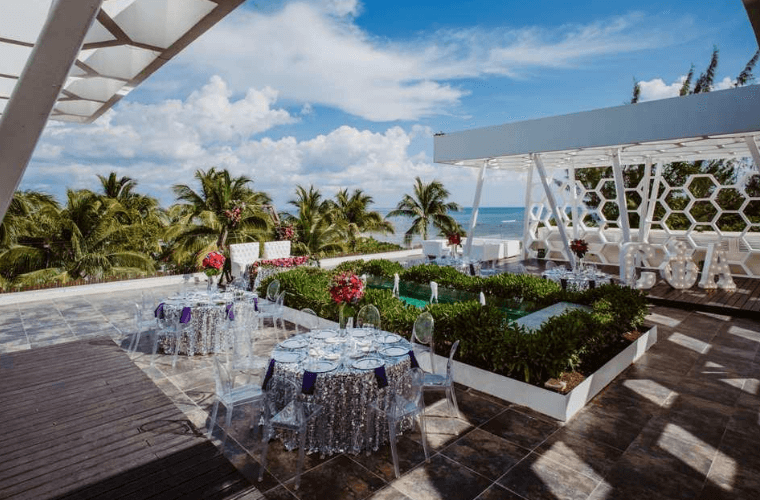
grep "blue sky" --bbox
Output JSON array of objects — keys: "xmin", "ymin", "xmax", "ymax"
[{"xmin": 22, "ymin": 0, "xmax": 759, "ymax": 210}]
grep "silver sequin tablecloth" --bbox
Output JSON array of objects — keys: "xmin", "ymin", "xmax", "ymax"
[
  {"xmin": 158, "ymin": 292, "xmax": 257, "ymax": 355},
  {"xmin": 267, "ymin": 330, "xmax": 415, "ymax": 456}
]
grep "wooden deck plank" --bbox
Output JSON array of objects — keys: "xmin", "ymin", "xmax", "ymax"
[{"xmin": 0, "ymin": 338, "xmax": 256, "ymax": 500}]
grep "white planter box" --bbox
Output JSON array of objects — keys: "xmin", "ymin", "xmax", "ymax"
[{"xmin": 421, "ymin": 325, "xmax": 658, "ymax": 422}]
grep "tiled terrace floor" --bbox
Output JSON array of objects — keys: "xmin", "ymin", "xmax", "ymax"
[{"xmin": 1, "ymin": 282, "xmax": 760, "ymax": 499}]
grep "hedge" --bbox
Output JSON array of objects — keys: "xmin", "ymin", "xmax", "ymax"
[{"xmin": 259, "ymin": 260, "xmax": 648, "ymax": 386}]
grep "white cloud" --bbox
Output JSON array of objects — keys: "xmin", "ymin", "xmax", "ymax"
[
  {"xmin": 638, "ymin": 75, "xmax": 736, "ymax": 102},
  {"xmin": 638, "ymin": 76, "xmax": 684, "ymax": 101},
  {"xmin": 27, "ymin": 78, "xmax": 459, "ymax": 208},
  {"xmin": 181, "ymin": 3, "xmax": 685, "ymax": 121}
]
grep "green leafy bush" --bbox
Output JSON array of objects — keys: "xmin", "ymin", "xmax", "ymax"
[{"xmin": 262, "ymin": 260, "xmax": 649, "ymax": 386}]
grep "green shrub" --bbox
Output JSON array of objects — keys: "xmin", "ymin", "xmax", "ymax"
[{"xmin": 261, "ymin": 260, "xmax": 649, "ymax": 386}]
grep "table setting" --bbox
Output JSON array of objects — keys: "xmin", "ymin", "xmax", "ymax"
[
  {"xmin": 263, "ymin": 326, "xmax": 418, "ymax": 456},
  {"xmin": 154, "ymin": 289, "xmax": 259, "ymax": 356},
  {"xmin": 541, "ymin": 264, "xmax": 612, "ymax": 290}
]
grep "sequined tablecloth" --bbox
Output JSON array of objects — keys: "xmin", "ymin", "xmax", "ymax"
[
  {"xmin": 159, "ymin": 291, "xmax": 257, "ymax": 356},
  {"xmin": 267, "ymin": 329, "xmax": 415, "ymax": 456},
  {"xmin": 542, "ymin": 267, "xmax": 612, "ymax": 291}
]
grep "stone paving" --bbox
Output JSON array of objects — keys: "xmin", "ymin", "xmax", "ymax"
[{"xmin": 1, "ymin": 281, "xmax": 759, "ymax": 499}]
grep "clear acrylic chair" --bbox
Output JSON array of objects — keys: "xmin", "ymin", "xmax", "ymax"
[
  {"xmin": 356, "ymin": 304, "xmax": 381, "ymax": 330},
  {"xmin": 266, "ymin": 280, "xmax": 281, "ymax": 301},
  {"xmin": 128, "ymin": 303, "xmax": 156, "ymax": 354},
  {"xmin": 258, "ymin": 290, "xmax": 286, "ymax": 336},
  {"xmin": 259, "ymin": 375, "xmax": 323, "ymax": 490},
  {"xmin": 369, "ymin": 367, "xmax": 430, "ymax": 478},
  {"xmin": 229, "ymin": 303, "xmax": 268, "ymax": 372},
  {"xmin": 422, "ymin": 340, "xmax": 461, "ymax": 417},
  {"xmin": 411, "ymin": 311, "xmax": 434, "ymax": 369},
  {"xmin": 207, "ymin": 357, "xmax": 266, "ymax": 446},
  {"xmin": 297, "ymin": 308, "xmax": 319, "ymax": 334}
]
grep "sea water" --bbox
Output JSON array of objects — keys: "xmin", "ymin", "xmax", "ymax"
[{"xmin": 370, "ymin": 207, "xmax": 525, "ymax": 247}]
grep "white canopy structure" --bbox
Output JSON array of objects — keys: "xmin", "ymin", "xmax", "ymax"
[
  {"xmin": 434, "ymin": 85, "xmax": 760, "ymax": 271},
  {"xmin": 0, "ymin": 0, "xmax": 245, "ymax": 223}
]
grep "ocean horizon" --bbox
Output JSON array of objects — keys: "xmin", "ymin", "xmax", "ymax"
[{"xmin": 370, "ymin": 206, "xmax": 525, "ymax": 247}]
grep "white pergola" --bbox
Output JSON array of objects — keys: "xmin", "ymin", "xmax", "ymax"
[
  {"xmin": 0, "ymin": 0, "xmax": 245, "ymax": 223},
  {"xmin": 434, "ymin": 85, "xmax": 760, "ymax": 267}
]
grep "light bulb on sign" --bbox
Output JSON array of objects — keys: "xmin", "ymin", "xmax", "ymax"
[{"xmin": 659, "ymin": 240, "xmax": 698, "ymax": 290}]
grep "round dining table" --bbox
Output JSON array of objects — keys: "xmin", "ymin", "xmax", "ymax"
[
  {"xmin": 264, "ymin": 327, "xmax": 416, "ymax": 456},
  {"xmin": 157, "ymin": 291, "xmax": 258, "ymax": 356},
  {"xmin": 542, "ymin": 265, "xmax": 613, "ymax": 291}
]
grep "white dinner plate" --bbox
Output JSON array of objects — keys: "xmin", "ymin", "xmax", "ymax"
[
  {"xmin": 380, "ymin": 346, "xmax": 408, "ymax": 357},
  {"xmin": 377, "ymin": 333, "xmax": 402, "ymax": 344},
  {"xmin": 272, "ymin": 351, "xmax": 303, "ymax": 363},
  {"xmin": 312, "ymin": 329, "xmax": 338, "ymax": 339},
  {"xmin": 306, "ymin": 360, "xmax": 338, "ymax": 373},
  {"xmin": 280, "ymin": 338, "xmax": 308, "ymax": 349},
  {"xmin": 352, "ymin": 357, "xmax": 384, "ymax": 370},
  {"xmin": 348, "ymin": 328, "xmax": 371, "ymax": 338}
]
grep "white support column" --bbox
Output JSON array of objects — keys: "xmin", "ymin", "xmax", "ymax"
[
  {"xmin": 0, "ymin": 0, "xmax": 104, "ymax": 223},
  {"xmin": 611, "ymin": 150, "xmax": 631, "ymax": 243},
  {"xmin": 532, "ymin": 154, "xmax": 575, "ymax": 267},
  {"xmin": 641, "ymin": 162, "xmax": 663, "ymax": 244},
  {"xmin": 464, "ymin": 160, "xmax": 488, "ymax": 258},
  {"xmin": 569, "ymin": 164, "xmax": 579, "ymax": 240},
  {"xmin": 522, "ymin": 163, "xmax": 534, "ymax": 259},
  {"xmin": 638, "ymin": 158, "xmax": 653, "ymax": 240},
  {"xmin": 746, "ymin": 136, "xmax": 760, "ymax": 173}
]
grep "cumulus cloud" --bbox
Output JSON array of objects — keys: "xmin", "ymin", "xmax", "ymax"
[
  {"xmin": 638, "ymin": 74, "xmax": 737, "ymax": 102},
  {"xmin": 26, "ymin": 78, "xmax": 452, "ymax": 207},
  {"xmin": 180, "ymin": 2, "xmax": 686, "ymax": 121}
]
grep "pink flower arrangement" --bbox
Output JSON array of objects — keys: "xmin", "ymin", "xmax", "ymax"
[
  {"xmin": 329, "ymin": 272, "xmax": 365, "ymax": 305},
  {"xmin": 202, "ymin": 251, "xmax": 226, "ymax": 276},
  {"xmin": 251, "ymin": 256, "xmax": 310, "ymax": 274},
  {"xmin": 275, "ymin": 223, "xmax": 296, "ymax": 241},
  {"xmin": 223, "ymin": 202, "xmax": 245, "ymax": 226}
]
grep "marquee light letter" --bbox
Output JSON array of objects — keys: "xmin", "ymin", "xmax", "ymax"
[
  {"xmin": 659, "ymin": 240, "xmax": 699, "ymax": 289},
  {"xmin": 698, "ymin": 243, "xmax": 737, "ymax": 291},
  {"xmin": 619, "ymin": 242, "xmax": 656, "ymax": 289}
]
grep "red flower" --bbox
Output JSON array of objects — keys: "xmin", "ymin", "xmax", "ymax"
[
  {"xmin": 447, "ymin": 233, "xmax": 462, "ymax": 246},
  {"xmin": 570, "ymin": 239, "xmax": 589, "ymax": 259},
  {"xmin": 202, "ymin": 251, "xmax": 226, "ymax": 276},
  {"xmin": 329, "ymin": 272, "xmax": 365, "ymax": 305}
]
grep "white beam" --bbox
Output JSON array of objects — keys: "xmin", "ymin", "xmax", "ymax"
[
  {"xmin": 641, "ymin": 162, "xmax": 663, "ymax": 244},
  {"xmin": 746, "ymin": 135, "xmax": 760, "ymax": 173},
  {"xmin": 464, "ymin": 160, "xmax": 487, "ymax": 258},
  {"xmin": 569, "ymin": 165, "xmax": 579, "ymax": 240},
  {"xmin": 0, "ymin": 0, "xmax": 104, "ymax": 223},
  {"xmin": 638, "ymin": 158, "xmax": 653, "ymax": 239},
  {"xmin": 522, "ymin": 162, "xmax": 534, "ymax": 259},
  {"xmin": 611, "ymin": 150, "xmax": 631, "ymax": 243},
  {"xmin": 533, "ymin": 154, "xmax": 575, "ymax": 267}
]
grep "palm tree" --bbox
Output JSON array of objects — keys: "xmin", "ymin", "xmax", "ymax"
[
  {"xmin": 328, "ymin": 188, "xmax": 394, "ymax": 251},
  {"xmin": 283, "ymin": 185, "xmax": 345, "ymax": 256},
  {"xmin": 167, "ymin": 168, "xmax": 272, "ymax": 268},
  {"xmin": 98, "ymin": 172, "xmax": 137, "ymax": 200},
  {"xmin": 386, "ymin": 177, "xmax": 461, "ymax": 245},
  {"xmin": 0, "ymin": 191, "xmax": 59, "ymax": 248},
  {"xmin": 0, "ymin": 189, "xmax": 155, "ymax": 285}
]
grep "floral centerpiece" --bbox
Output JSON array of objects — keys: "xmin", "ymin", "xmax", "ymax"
[
  {"xmin": 329, "ymin": 272, "xmax": 365, "ymax": 330},
  {"xmin": 223, "ymin": 202, "xmax": 245, "ymax": 227},
  {"xmin": 447, "ymin": 233, "xmax": 462, "ymax": 256},
  {"xmin": 275, "ymin": 222, "xmax": 296, "ymax": 241},
  {"xmin": 570, "ymin": 239, "xmax": 589, "ymax": 269},
  {"xmin": 202, "ymin": 251, "xmax": 226, "ymax": 276}
]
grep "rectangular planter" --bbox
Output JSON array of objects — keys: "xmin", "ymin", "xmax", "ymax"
[{"xmin": 420, "ymin": 325, "xmax": 658, "ymax": 422}]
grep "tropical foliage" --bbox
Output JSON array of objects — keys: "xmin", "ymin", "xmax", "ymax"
[
  {"xmin": 257, "ymin": 261, "xmax": 648, "ymax": 386},
  {"xmin": 0, "ymin": 169, "xmax": 411, "ymax": 291},
  {"xmin": 386, "ymin": 177, "xmax": 463, "ymax": 245}
]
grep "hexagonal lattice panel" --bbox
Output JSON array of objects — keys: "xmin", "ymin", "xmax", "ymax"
[{"xmin": 526, "ymin": 164, "xmax": 760, "ymax": 275}]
